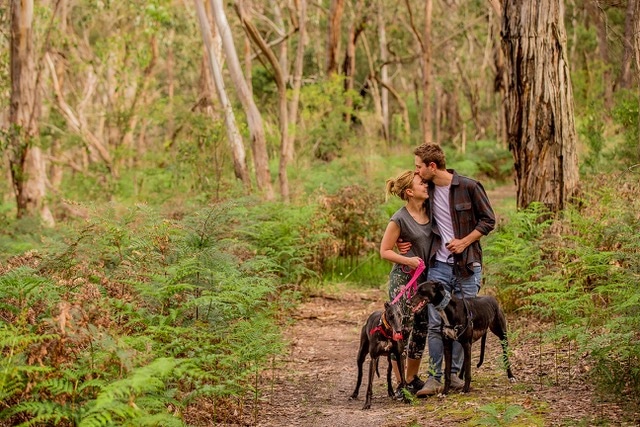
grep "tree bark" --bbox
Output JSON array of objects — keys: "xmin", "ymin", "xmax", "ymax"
[
  {"xmin": 634, "ymin": 0, "xmax": 640, "ymax": 159},
  {"xmin": 195, "ymin": 0, "xmax": 251, "ymax": 188},
  {"xmin": 361, "ymin": 32, "xmax": 386, "ymax": 137},
  {"xmin": 501, "ymin": 0, "xmax": 580, "ymax": 212},
  {"xmin": 210, "ymin": 0, "xmax": 274, "ymax": 199},
  {"xmin": 421, "ymin": 0, "xmax": 433, "ymax": 144},
  {"xmin": 377, "ymin": 0, "xmax": 389, "ymax": 142},
  {"xmin": 287, "ymin": 0, "xmax": 307, "ymax": 161},
  {"xmin": 326, "ymin": 0, "xmax": 344, "ymax": 75},
  {"xmin": 9, "ymin": 0, "xmax": 54, "ymax": 226},
  {"xmin": 586, "ymin": 0, "xmax": 612, "ymax": 108},
  {"xmin": 488, "ymin": 0, "xmax": 508, "ymax": 148},
  {"xmin": 235, "ymin": 0, "xmax": 290, "ymax": 201},
  {"xmin": 342, "ymin": 0, "xmax": 366, "ymax": 125},
  {"xmin": 619, "ymin": 0, "xmax": 636, "ymax": 89},
  {"xmin": 405, "ymin": 0, "xmax": 433, "ymax": 144}
]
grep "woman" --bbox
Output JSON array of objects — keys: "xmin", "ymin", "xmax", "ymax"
[{"xmin": 380, "ymin": 170, "xmax": 432, "ymax": 397}]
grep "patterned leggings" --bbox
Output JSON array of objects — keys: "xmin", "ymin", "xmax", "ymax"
[{"xmin": 388, "ymin": 266, "xmax": 429, "ymax": 360}]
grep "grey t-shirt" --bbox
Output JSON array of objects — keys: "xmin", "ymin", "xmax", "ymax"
[{"xmin": 389, "ymin": 207, "xmax": 432, "ymax": 270}]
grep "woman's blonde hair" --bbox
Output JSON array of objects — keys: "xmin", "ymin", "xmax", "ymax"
[{"xmin": 385, "ymin": 170, "xmax": 415, "ymax": 202}]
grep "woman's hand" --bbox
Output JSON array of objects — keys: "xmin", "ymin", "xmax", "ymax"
[{"xmin": 405, "ymin": 257, "xmax": 423, "ymax": 269}]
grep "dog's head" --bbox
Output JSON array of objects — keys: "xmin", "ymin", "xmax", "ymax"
[
  {"xmin": 383, "ymin": 301, "xmax": 404, "ymax": 341},
  {"xmin": 410, "ymin": 280, "xmax": 447, "ymax": 313}
]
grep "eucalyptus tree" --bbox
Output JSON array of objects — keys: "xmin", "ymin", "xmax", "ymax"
[
  {"xmin": 8, "ymin": 0, "xmax": 54, "ymax": 226},
  {"xmin": 210, "ymin": 0, "xmax": 274, "ymax": 200},
  {"xmin": 420, "ymin": 0, "xmax": 433, "ymax": 144},
  {"xmin": 194, "ymin": 0, "xmax": 251, "ymax": 188},
  {"xmin": 43, "ymin": 0, "xmax": 180, "ymax": 183},
  {"xmin": 501, "ymin": 0, "xmax": 579, "ymax": 212},
  {"xmin": 619, "ymin": 0, "xmax": 637, "ymax": 89},
  {"xmin": 288, "ymin": 0, "xmax": 307, "ymax": 161},
  {"xmin": 585, "ymin": 0, "xmax": 613, "ymax": 108},
  {"xmin": 234, "ymin": 0, "xmax": 291, "ymax": 201},
  {"xmin": 635, "ymin": 0, "xmax": 640, "ymax": 79},
  {"xmin": 326, "ymin": 0, "xmax": 345, "ymax": 75},
  {"xmin": 377, "ymin": 0, "xmax": 390, "ymax": 141},
  {"xmin": 634, "ymin": 0, "xmax": 640, "ymax": 158},
  {"xmin": 342, "ymin": 0, "xmax": 370, "ymax": 126}
]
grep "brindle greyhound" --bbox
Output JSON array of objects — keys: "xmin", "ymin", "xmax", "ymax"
[
  {"xmin": 410, "ymin": 280, "xmax": 516, "ymax": 394},
  {"xmin": 349, "ymin": 301, "xmax": 406, "ymax": 409}
]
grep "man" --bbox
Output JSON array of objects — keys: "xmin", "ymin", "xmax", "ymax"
[{"xmin": 405, "ymin": 143, "xmax": 496, "ymax": 396}]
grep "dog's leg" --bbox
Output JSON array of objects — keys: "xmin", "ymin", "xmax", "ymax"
[
  {"xmin": 501, "ymin": 337, "xmax": 515, "ymax": 381},
  {"xmin": 442, "ymin": 339, "xmax": 453, "ymax": 394},
  {"xmin": 477, "ymin": 332, "xmax": 487, "ymax": 368},
  {"xmin": 395, "ymin": 344, "xmax": 408, "ymax": 402},
  {"xmin": 386, "ymin": 354, "xmax": 394, "ymax": 397},
  {"xmin": 350, "ymin": 328, "xmax": 368, "ymax": 400},
  {"xmin": 363, "ymin": 356, "xmax": 378, "ymax": 409},
  {"xmin": 492, "ymin": 311, "xmax": 516, "ymax": 382},
  {"xmin": 462, "ymin": 341, "xmax": 472, "ymax": 392}
]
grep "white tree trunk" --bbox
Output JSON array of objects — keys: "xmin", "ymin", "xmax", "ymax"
[
  {"xmin": 195, "ymin": 0, "xmax": 251, "ymax": 187},
  {"xmin": 377, "ymin": 0, "xmax": 389, "ymax": 142},
  {"xmin": 287, "ymin": 0, "xmax": 307, "ymax": 161},
  {"xmin": 235, "ymin": 1, "xmax": 290, "ymax": 201},
  {"xmin": 421, "ymin": 0, "xmax": 433, "ymax": 144},
  {"xmin": 210, "ymin": 0, "xmax": 274, "ymax": 199}
]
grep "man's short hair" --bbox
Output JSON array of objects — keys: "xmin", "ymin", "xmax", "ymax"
[{"xmin": 414, "ymin": 143, "xmax": 446, "ymax": 169}]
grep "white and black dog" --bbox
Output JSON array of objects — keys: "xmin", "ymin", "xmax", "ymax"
[
  {"xmin": 350, "ymin": 301, "xmax": 406, "ymax": 409},
  {"xmin": 410, "ymin": 280, "xmax": 516, "ymax": 394}
]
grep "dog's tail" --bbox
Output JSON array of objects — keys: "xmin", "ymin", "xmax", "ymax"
[{"xmin": 477, "ymin": 332, "xmax": 487, "ymax": 368}]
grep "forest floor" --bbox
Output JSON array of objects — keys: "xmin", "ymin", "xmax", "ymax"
[
  {"xmin": 190, "ymin": 184, "xmax": 639, "ymax": 426},
  {"xmin": 221, "ymin": 287, "xmax": 638, "ymax": 427}
]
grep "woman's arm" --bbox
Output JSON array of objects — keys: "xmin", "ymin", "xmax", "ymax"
[{"xmin": 380, "ymin": 221, "xmax": 422, "ymax": 269}]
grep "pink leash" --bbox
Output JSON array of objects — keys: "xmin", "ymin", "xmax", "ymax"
[{"xmin": 391, "ymin": 259, "xmax": 426, "ymax": 305}]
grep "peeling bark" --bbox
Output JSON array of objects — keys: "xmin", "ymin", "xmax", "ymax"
[
  {"xmin": 502, "ymin": 0, "xmax": 580, "ymax": 212},
  {"xmin": 9, "ymin": 0, "xmax": 54, "ymax": 226}
]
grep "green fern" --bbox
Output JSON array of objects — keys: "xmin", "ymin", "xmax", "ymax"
[{"xmin": 477, "ymin": 403, "xmax": 526, "ymax": 426}]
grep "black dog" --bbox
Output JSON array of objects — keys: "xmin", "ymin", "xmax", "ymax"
[
  {"xmin": 410, "ymin": 280, "xmax": 516, "ymax": 394},
  {"xmin": 349, "ymin": 301, "xmax": 406, "ymax": 409}
]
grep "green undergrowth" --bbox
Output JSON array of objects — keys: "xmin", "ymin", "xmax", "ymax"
[
  {"xmin": 484, "ymin": 170, "xmax": 640, "ymax": 413},
  {"xmin": 0, "ymin": 198, "xmax": 333, "ymax": 426}
]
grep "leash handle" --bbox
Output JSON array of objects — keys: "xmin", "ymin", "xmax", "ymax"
[{"xmin": 391, "ymin": 259, "xmax": 425, "ymax": 305}]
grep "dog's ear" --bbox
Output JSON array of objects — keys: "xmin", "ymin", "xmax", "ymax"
[
  {"xmin": 384, "ymin": 301, "xmax": 390, "ymax": 309},
  {"xmin": 435, "ymin": 281, "xmax": 445, "ymax": 292}
]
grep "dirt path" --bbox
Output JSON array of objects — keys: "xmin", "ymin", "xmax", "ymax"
[{"xmin": 237, "ymin": 287, "xmax": 635, "ymax": 427}]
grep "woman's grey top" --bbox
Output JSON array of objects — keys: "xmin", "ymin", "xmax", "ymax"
[{"xmin": 389, "ymin": 207, "xmax": 432, "ymax": 272}]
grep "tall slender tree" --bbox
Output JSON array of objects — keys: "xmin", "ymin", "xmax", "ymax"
[
  {"xmin": 421, "ymin": 0, "xmax": 433, "ymax": 144},
  {"xmin": 326, "ymin": 0, "xmax": 345, "ymax": 75},
  {"xmin": 404, "ymin": 0, "xmax": 433, "ymax": 143},
  {"xmin": 634, "ymin": 0, "xmax": 640, "ymax": 159},
  {"xmin": 235, "ymin": 0, "xmax": 291, "ymax": 201},
  {"xmin": 287, "ymin": 0, "xmax": 307, "ymax": 161},
  {"xmin": 619, "ymin": 0, "xmax": 637, "ymax": 89},
  {"xmin": 210, "ymin": 0, "xmax": 274, "ymax": 200},
  {"xmin": 342, "ymin": 0, "xmax": 367, "ymax": 125},
  {"xmin": 501, "ymin": 0, "xmax": 579, "ymax": 212},
  {"xmin": 9, "ymin": 0, "xmax": 54, "ymax": 226},
  {"xmin": 377, "ymin": 0, "xmax": 390, "ymax": 142},
  {"xmin": 195, "ymin": 0, "xmax": 251, "ymax": 188}
]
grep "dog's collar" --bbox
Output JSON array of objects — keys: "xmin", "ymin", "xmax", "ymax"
[
  {"xmin": 434, "ymin": 290, "xmax": 451, "ymax": 311},
  {"xmin": 438, "ymin": 296, "xmax": 473, "ymax": 341},
  {"xmin": 370, "ymin": 313, "xmax": 394, "ymax": 340}
]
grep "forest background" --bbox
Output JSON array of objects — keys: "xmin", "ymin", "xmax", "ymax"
[{"xmin": 1, "ymin": 0, "xmax": 639, "ymax": 425}]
